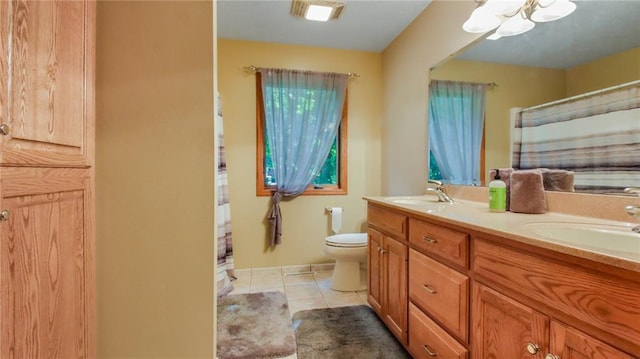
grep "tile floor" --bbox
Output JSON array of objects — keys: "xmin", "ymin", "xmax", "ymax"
[
  {"xmin": 225, "ymin": 264, "xmax": 370, "ymax": 359},
  {"xmin": 228, "ymin": 264, "xmax": 369, "ymax": 315}
]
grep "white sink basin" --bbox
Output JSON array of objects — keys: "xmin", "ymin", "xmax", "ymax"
[{"xmin": 522, "ymin": 221, "xmax": 640, "ymax": 254}]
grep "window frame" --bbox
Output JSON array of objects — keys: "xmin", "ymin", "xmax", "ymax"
[{"xmin": 255, "ymin": 72, "xmax": 348, "ymax": 196}]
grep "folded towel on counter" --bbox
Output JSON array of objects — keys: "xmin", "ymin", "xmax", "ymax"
[
  {"xmin": 510, "ymin": 169, "xmax": 547, "ymax": 214},
  {"xmin": 539, "ymin": 169, "xmax": 575, "ymax": 192},
  {"xmin": 489, "ymin": 168, "xmax": 514, "ymax": 211}
]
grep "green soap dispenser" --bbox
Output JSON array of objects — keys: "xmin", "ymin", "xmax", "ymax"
[{"xmin": 489, "ymin": 169, "xmax": 506, "ymax": 212}]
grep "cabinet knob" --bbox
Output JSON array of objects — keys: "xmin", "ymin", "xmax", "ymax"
[
  {"xmin": 0, "ymin": 124, "xmax": 9, "ymax": 136},
  {"xmin": 380, "ymin": 248, "xmax": 387, "ymax": 254},
  {"xmin": 545, "ymin": 354, "xmax": 559, "ymax": 359},
  {"xmin": 422, "ymin": 344, "xmax": 437, "ymax": 356},
  {"xmin": 526, "ymin": 342, "xmax": 540, "ymax": 354},
  {"xmin": 0, "ymin": 210, "xmax": 9, "ymax": 221}
]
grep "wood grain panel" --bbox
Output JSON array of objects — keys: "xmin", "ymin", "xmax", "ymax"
[
  {"xmin": 472, "ymin": 283, "xmax": 549, "ymax": 359},
  {"xmin": 0, "ymin": 167, "xmax": 90, "ymax": 198},
  {"xmin": 2, "ymin": 0, "xmax": 91, "ymax": 166},
  {"xmin": 474, "ymin": 238, "xmax": 640, "ymax": 352},
  {"xmin": 0, "ymin": 1, "xmax": 9, "ymax": 131},
  {"xmin": 367, "ymin": 204, "xmax": 407, "ymax": 239},
  {"xmin": 384, "ymin": 236, "xmax": 408, "ymax": 345},
  {"xmin": 367, "ymin": 228, "xmax": 383, "ymax": 315},
  {"xmin": 409, "ymin": 218, "xmax": 468, "ymax": 269},
  {"xmin": 1, "ymin": 190, "xmax": 87, "ymax": 358},
  {"xmin": 550, "ymin": 321, "xmax": 636, "ymax": 359},
  {"xmin": 409, "ymin": 302, "xmax": 468, "ymax": 359},
  {"xmin": 409, "ymin": 249, "xmax": 469, "ymax": 343}
]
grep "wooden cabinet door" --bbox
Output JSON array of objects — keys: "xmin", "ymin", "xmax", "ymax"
[
  {"xmin": 0, "ymin": 168, "xmax": 95, "ymax": 359},
  {"xmin": 472, "ymin": 283, "xmax": 549, "ymax": 359},
  {"xmin": 549, "ymin": 321, "xmax": 636, "ymax": 359},
  {"xmin": 383, "ymin": 236, "xmax": 408, "ymax": 344},
  {"xmin": 367, "ymin": 228, "xmax": 383, "ymax": 314},
  {"xmin": 0, "ymin": 0, "xmax": 95, "ymax": 167}
]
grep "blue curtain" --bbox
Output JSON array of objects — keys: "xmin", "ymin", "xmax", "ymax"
[
  {"xmin": 260, "ymin": 68, "xmax": 348, "ymax": 246},
  {"xmin": 429, "ymin": 80, "xmax": 487, "ymax": 185}
]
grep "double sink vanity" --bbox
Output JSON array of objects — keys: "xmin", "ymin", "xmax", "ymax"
[{"xmin": 364, "ymin": 192, "xmax": 640, "ymax": 359}]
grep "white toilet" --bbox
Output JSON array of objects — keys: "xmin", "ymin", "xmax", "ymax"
[{"xmin": 324, "ymin": 233, "xmax": 368, "ymax": 292}]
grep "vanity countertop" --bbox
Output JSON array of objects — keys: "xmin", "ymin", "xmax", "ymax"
[{"xmin": 364, "ymin": 195, "xmax": 640, "ymax": 273}]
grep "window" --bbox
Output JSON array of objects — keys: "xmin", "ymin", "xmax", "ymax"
[
  {"xmin": 256, "ymin": 73, "xmax": 348, "ymax": 196},
  {"xmin": 428, "ymin": 80, "xmax": 487, "ymax": 185}
]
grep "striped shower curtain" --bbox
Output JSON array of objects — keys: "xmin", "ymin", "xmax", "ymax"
[
  {"xmin": 216, "ymin": 94, "xmax": 235, "ymax": 297},
  {"xmin": 512, "ymin": 83, "xmax": 640, "ymax": 193}
]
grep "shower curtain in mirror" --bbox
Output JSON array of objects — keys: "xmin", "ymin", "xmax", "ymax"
[
  {"xmin": 216, "ymin": 94, "xmax": 235, "ymax": 297},
  {"xmin": 512, "ymin": 83, "xmax": 640, "ymax": 193}
]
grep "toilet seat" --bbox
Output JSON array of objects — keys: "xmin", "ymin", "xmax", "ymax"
[{"xmin": 325, "ymin": 233, "xmax": 367, "ymax": 248}]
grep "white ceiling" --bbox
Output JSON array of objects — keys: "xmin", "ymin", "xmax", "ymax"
[
  {"xmin": 457, "ymin": 0, "xmax": 640, "ymax": 69},
  {"xmin": 217, "ymin": 0, "xmax": 640, "ymax": 69},
  {"xmin": 217, "ymin": 0, "xmax": 432, "ymax": 52}
]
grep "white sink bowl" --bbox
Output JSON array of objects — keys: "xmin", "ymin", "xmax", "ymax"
[{"xmin": 522, "ymin": 221, "xmax": 640, "ymax": 254}]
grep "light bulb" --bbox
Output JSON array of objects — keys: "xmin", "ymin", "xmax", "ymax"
[
  {"xmin": 531, "ymin": 0, "xmax": 576, "ymax": 22},
  {"xmin": 463, "ymin": 6, "xmax": 502, "ymax": 33},
  {"xmin": 483, "ymin": 0, "xmax": 527, "ymax": 15},
  {"xmin": 495, "ymin": 14, "xmax": 535, "ymax": 37}
]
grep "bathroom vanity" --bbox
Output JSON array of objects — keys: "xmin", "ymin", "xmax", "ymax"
[{"xmin": 365, "ymin": 196, "xmax": 640, "ymax": 359}]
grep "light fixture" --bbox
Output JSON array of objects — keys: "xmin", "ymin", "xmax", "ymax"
[
  {"xmin": 463, "ymin": 0, "xmax": 577, "ymax": 38},
  {"xmin": 291, "ymin": 0, "xmax": 345, "ymax": 22}
]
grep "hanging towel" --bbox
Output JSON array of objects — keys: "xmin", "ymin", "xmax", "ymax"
[
  {"xmin": 510, "ymin": 169, "xmax": 547, "ymax": 214},
  {"xmin": 540, "ymin": 169, "xmax": 575, "ymax": 192},
  {"xmin": 489, "ymin": 168, "xmax": 514, "ymax": 211}
]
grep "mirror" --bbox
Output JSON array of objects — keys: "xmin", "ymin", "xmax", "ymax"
[{"xmin": 430, "ymin": 0, "xmax": 640, "ymax": 193}]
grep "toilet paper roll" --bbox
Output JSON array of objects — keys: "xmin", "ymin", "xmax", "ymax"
[{"xmin": 331, "ymin": 207, "xmax": 342, "ymax": 234}]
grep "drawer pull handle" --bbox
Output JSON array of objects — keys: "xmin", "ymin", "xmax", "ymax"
[
  {"xmin": 544, "ymin": 354, "xmax": 559, "ymax": 359},
  {"xmin": 423, "ymin": 284, "xmax": 437, "ymax": 294},
  {"xmin": 526, "ymin": 343, "xmax": 540, "ymax": 355},
  {"xmin": 423, "ymin": 236, "xmax": 437, "ymax": 244},
  {"xmin": 423, "ymin": 344, "xmax": 437, "ymax": 356}
]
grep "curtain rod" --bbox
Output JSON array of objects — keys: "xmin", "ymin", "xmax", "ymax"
[
  {"xmin": 243, "ymin": 65, "xmax": 360, "ymax": 79},
  {"xmin": 522, "ymin": 79, "xmax": 640, "ymax": 112},
  {"xmin": 431, "ymin": 79, "xmax": 497, "ymax": 88}
]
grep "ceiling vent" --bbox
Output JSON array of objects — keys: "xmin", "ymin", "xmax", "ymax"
[{"xmin": 291, "ymin": 0, "xmax": 345, "ymax": 22}]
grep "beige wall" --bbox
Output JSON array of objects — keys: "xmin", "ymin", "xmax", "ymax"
[
  {"xmin": 96, "ymin": 2, "xmax": 214, "ymax": 358},
  {"xmin": 381, "ymin": 0, "xmax": 482, "ymax": 195},
  {"xmin": 431, "ymin": 60, "xmax": 566, "ymax": 174},
  {"xmin": 567, "ymin": 46, "xmax": 640, "ymax": 96},
  {"xmin": 217, "ymin": 39, "xmax": 382, "ymax": 268}
]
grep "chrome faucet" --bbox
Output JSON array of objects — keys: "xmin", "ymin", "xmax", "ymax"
[
  {"xmin": 623, "ymin": 187, "xmax": 640, "ymax": 233},
  {"xmin": 426, "ymin": 180, "xmax": 454, "ymax": 203}
]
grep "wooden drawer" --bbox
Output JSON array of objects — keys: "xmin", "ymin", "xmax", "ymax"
[
  {"xmin": 409, "ymin": 249, "xmax": 469, "ymax": 343},
  {"xmin": 409, "ymin": 218, "xmax": 468, "ymax": 269},
  {"xmin": 409, "ymin": 302, "xmax": 468, "ymax": 359},
  {"xmin": 367, "ymin": 204, "xmax": 407, "ymax": 239},
  {"xmin": 474, "ymin": 238, "xmax": 640, "ymax": 349}
]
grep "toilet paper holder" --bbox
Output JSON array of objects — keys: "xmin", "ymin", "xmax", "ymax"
[{"xmin": 325, "ymin": 207, "xmax": 343, "ymax": 213}]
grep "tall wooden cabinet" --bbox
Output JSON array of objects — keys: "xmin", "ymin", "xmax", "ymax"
[{"xmin": 0, "ymin": 1, "xmax": 96, "ymax": 358}]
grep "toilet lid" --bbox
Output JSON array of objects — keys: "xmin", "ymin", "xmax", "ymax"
[{"xmin": 325, "ymin": 233, "xmax": 367, "ymax": 247}]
